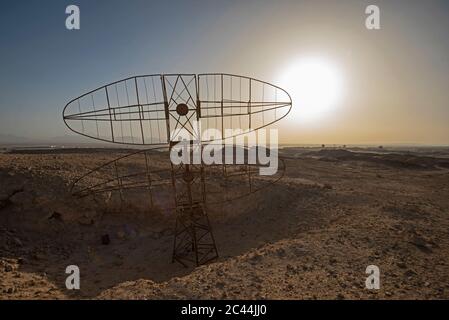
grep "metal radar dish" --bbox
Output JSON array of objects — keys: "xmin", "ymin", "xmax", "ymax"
[{"xmin": 63, "ymin": 73, "xmax": 292, "ymax": 267}]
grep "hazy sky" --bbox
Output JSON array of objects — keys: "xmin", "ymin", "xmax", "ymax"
[{"xmin": 0, "ymin": 0, "xmax": 448, "ymax": 145}]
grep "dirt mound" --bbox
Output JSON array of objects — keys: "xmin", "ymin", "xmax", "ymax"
[
  {"xmin": 308, "ymin": 149, "xmax": 355, "ymax": 159},
  {"xmin": 299, "ymin": 148, "xmax": 449, "ymax": 170}
]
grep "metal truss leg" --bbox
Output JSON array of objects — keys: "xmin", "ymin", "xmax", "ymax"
[{"xmin": 172, "ymin": 204, "xmax": 218, "ymax": 267}]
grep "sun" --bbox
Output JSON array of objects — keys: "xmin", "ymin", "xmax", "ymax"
[{"xmin": 277, "ymin": 57, "xmax": 344, "ymax": 122}]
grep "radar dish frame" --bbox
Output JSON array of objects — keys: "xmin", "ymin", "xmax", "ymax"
[{"xmin": 63, "ymin": 73, "xmax": 292, "ymax": 267}]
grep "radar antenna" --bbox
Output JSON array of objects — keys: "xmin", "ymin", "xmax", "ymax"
[{"xmin": 63, "ymin": 73, "xmax": 292, "ymax": 266}]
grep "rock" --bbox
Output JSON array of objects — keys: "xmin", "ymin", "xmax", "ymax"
[
  {"xmin": 101, "ymin": 234, "xmax": 110, "ymax": 245},
  {"xmin": 302, "ymin": 264, "xmax": 312, "ymax": 271},
  {"xmin": 78, "ymin": 216, "xmax": 94, "ymax": 226},
  {"xmin": 216, "ymin": 269, "xmax": 224, "ymax": 276},
  {"xmin": 248, "ymin": 253, "xmax": 262, "ymax": 264},
  {"xmin": 83, "ymin": 209, "xmax": 98, "ymax": 220},
  {"xmin": 124, "ymin": 224, "xmax": 138, "ymax": 238},
  {"xmin": 32, "ymin": 252, "xmax": 46, "ymax": 261},
  {"xmin": 286, "ymin": 264, "xmax": 299, "ymax": 274},
  {"xmin": 47, "ymin": 211, "xmax": 62, "ymax": 221},
  {"xmin": 292, "ymin": 247, "xmax": 308, "ymax": 257},
  {"xmin": 0, "ymin": 185, "xmax": 25, "ymax": 209},
  {"xmin": 160, "ymin": 228, "xmax": 173, "ymax": 237},
  {"xmin": 276, "ymin": 248, "xmax": 286, "ymax": 258},
  {"xmin": 404, "ymin": 270, "xmax": 416, "ymax": 277},
  {"xmin": 410, "ymin": 236, "xmax": 433, "ymax": 253},
  {"xmin": 12, "ymin": 237, "xmax": 23, "ymax": 247},
  {"xmin": 4, "ymin": 264, "xmax": 13, "ymax": 272},
  {"xmin": 10, "ymin": 191, "xmax": 33, "ymax": 207}
]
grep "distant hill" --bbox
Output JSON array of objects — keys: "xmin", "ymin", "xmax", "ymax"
[
  {"xmin": 0, "ymin": 134, "xmax": 33, "ymax": 145},
  {"xmin": 0, "ymin": 134, "xmax": 104, "ymax": 147}
]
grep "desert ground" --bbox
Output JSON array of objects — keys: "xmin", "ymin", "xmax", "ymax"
[{"xmin": 1, "ymin": 146, "xmax": 448, "ymax": 299}]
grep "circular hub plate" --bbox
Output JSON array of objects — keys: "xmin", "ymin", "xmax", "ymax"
[{"xmin": 176, "ymin": 103, "xmax": 189, "ymax": 116}]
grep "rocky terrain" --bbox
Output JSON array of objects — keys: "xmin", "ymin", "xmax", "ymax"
[{"xmin": 1, "ymin": 146, "xmax": 448, "ymax": 299}]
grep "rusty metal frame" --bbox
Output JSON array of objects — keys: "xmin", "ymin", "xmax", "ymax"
[{"xmin": 63, "ymin": 73, "xmax": 292, "ymax": 267}]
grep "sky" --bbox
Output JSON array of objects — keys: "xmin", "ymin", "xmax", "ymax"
[{"xmin": 0, "ymin": 0, "xmax": 448, "ymax": 145}]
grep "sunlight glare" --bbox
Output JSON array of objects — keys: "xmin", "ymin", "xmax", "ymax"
[{"xmin": 278, "ymin": 57, "xmax": 344, "ymax": 123}]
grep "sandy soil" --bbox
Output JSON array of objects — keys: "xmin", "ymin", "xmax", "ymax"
[{"xmin": 1, "ymin": 147, "xmax": 448, "ymax": 299}]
